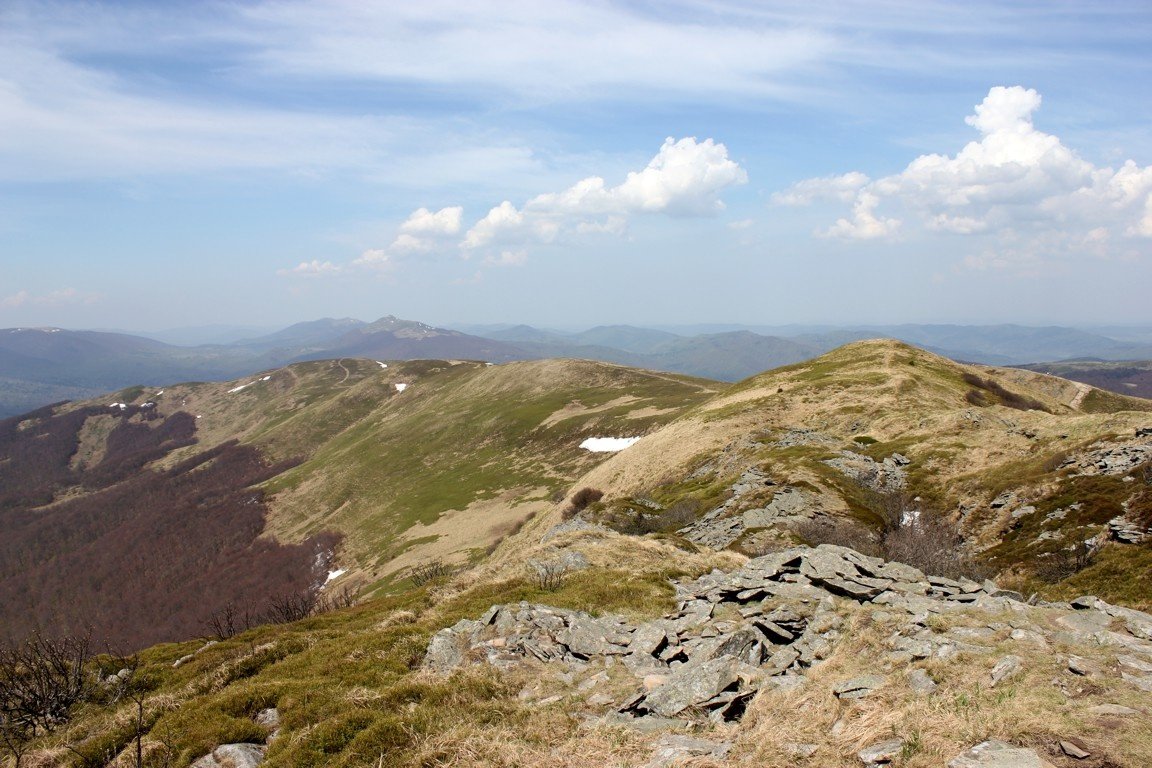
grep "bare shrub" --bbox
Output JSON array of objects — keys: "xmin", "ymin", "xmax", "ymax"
[
  {"xmin": 965, "ymin": 388, "xmax": 990, "ymax": 406},
  {"xmin": 531, "ymin": 561, "xmax": 568, "ymax": 591},
  {"xmin": 0, "ymin": 632, "xmax": 92, "ymax": 756},
  {"xmin": 962, "ymin": 372, "xmax": 1049, "ymax": 412},
  {"xmin": 562, "ymin": 487, "xmax": 604, "ymax": 519},
  {"xmin": 660, "ymin": 499, "xmax": 702, "ymax": 530},
  {"xmin": 795, "ymin": 518, "xmax": 880, "ymax": 557},
  {"xmin": 1036, "ymin": 541, "xmax": 1099, "ymax": 583},
  {"xmin": 410, "ymin": 560, "xmax": 451, "ymax": 587},
  {"xmin": 264, "ymin": 590, "xmax": 318, "ymax": 624},
  {"xmin": 319, "ymin": 584, "xmax": 361, "ymax": 612},
  {"xmin": 202, "ymin": 602, "xmax": 257, "ymax": 641},
  {"xmin": 881, "ymin": 517, "xmax": 989, "ymax": 581}
]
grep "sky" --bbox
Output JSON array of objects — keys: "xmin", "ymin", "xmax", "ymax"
[{"xmin": 2, "ymin": 0, "xmax": 1152, "ymax": 333}]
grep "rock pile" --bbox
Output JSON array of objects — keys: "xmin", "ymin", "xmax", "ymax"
[
  {"xmin": 1067, "ymin": 438, "xmax": 1152, "ymax": 476},
  {"xmin": 1109, "ymin": 514, "xmax": 1150, "ymax": 544},
  {"xmin": 424, "ymin": 544, "xmax": 1046, "ymax": 724}
]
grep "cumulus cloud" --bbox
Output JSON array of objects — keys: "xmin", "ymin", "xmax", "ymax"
[
  {"xmin": 460, "ymin": 137, "xmax": 746, "ymax": 258},
  {"xmin": 399, "ymin": 206, "xmax": 462, "ymax": 236},
  {"xmin": 776, "ymin": 86, "xmax": 1152, "ymax": 267},
  {"xmin": 821, "ymin": 191, "xmax": 900, "ymax": 240},
  {"xmin": 277, "ymin": 259, "xmax": 341, "ymax": 277}
]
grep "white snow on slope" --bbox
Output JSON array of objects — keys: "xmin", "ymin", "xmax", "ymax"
[
  {"xmin": 325, "ymin": 568, "xmax": 346, "ymax": 584},
  {"xmin": 395, "ymin": 383, "xmax": 408, "ymax": 392},
  {"xmin": 580, "ymin": 436, "xmax": 641, "ymax": 452},
  {"xmin": 227, "ymin": 383, "xmax": 251, "ymax": 393},
  {"xmin": 376, "ymin": 361, "xmax": 388, "ymax": 369}
]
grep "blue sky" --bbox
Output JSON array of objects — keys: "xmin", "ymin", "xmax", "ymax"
[{"xmin": 2, "ymin": 0, "xmax": 1151, "ymax": 332}]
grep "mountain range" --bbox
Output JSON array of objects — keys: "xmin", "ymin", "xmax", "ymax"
[{"xmin": 4, "ymin": 317, "xmax": 1152, "ymax": 418}]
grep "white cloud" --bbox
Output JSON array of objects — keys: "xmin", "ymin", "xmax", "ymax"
[
  {"xmin": 821, "ymin": 191, "xmax": 900, "ymax": 240},
  {"xmin": 277, "ymin": 259, "xmax": 341, "ymax": 277},
  {"xmin": 482, "ymin": 249, "xmax": 528, "ymax": 267},
  {"xmin": 461, "ymin": 201, "xmax": 526, "ymax": 250},
  {"xmin": 777, "ymin": 86, "xmax": 1152, "ymax": 269},
  {"xmin": 770, "ymin": 171, "xmax": 869, "ymax": 205},
  {"xmin": 0, "ymin": 287, "xmax": 99, "ymax": 308},
  {"xmin": 460, "ymin": 137, "xmax": 746, "ymax": 256},
  {"xmin": 399, "ymin": 206, "xmax": 463, "ymax": 236}
]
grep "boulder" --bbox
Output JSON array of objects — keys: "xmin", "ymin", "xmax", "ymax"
[
  {"xmin": 991, "ymin": 655, "xmax": 1023, "ymax": 686},
  {"xmin": 424, "ymin": 629, "xmax": 465, "ymax": 672},
  {"xmin": 636, "ymin": 657, "xmax": 740, "ymax": 717},
  {"xmin": 190, "ymin": 744, "xmax": 266, "ymax": 768}
]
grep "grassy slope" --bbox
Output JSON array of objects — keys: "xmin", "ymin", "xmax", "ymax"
[
  {"xmin": 575, "ymin": 339, "xmax": 1152, "ymax": 603},
  {"xmin": 65, "ymin": 357, "xmax": 719, "ymax": 589},
  {"xmin": 14, "ymin": 341, "xmax": 1152, "ymax": 767}
]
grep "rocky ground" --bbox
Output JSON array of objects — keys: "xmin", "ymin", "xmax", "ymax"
[{"xmin": 425, "ymin": 544, "xmax": 1152, "ymax": 767}]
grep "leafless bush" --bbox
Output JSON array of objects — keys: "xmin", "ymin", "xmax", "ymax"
[
  {"xmin": 0, "ymin": 631, "xmax": 92, "ymax": 763},
  {"xmin": 562, "ymin": 487, "xmax": 604, "ymax": 519},
  {"xmin": 202, "ymin": 602, "xmax": 258, "ymax": 641},
  {"xmin": 1036, "ymin": 541, "xmax": 1099, "ymax": 583},
  {"xmin": 660, "ymin": 499, "xmax": 702, "ymax": 530},
  {"xmin": 531, "ymin": 561, "xmax": 568, "ymax": 591},
  {"xmin": 410, "ymin": 560, "xmax": 451, "ymax": 587},
  {"xmin": 962, "ymin": 372, "xmax": 1049, "ymax": 412},
  {"xmin": 965, "ymin": 389, "xmax": 991, "ymax": 407},
  {"xmin": 882, "ymin": 517, "xmax": 989, "ymax": 581},
  {"xmin": 795, "ymin": 518, "xmax": 880, "ymax": 557},
  {"xmin": 318, "ymin": 584, "xmax": 361, "ymax": 612},
  {"xmin": 264, "ymin": 590, "xmax": 319, "ymax": 624}
]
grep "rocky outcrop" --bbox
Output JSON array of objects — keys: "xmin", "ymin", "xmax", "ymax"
[
  {"xmin": 1063, "ymin": 438, "xmax": 1152, "ymax": 476},
  {"xmin": 423, "ymin": 545, "xmax": 1091, "ymax": 725},
  {"xmin": 678, "ymin": 468, "xmax": 823, "ymax": 549},
  {"xmin": 1109, "ymin": 514, "xmax": 1150, "ymax": 544},
  {"xmin": 822, "ymin": 450, "xmax": 909, "ymax": 493}
]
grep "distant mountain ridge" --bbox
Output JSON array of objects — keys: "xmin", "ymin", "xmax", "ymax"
[{"xmin": 3, "ymin": 317, "xmax": 1151, "ymax": 417}]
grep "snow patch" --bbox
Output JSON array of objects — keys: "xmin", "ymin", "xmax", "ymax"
[
  {"xmin": 376, "ymin": 361, "xmax": 388, "ymax": 369},
  {"xmin": 394, "ymin": 383, "xmax": 408, "ymax": 393},
  {"xmin": 109, "ymin": 402, "xmax": 128, "ymax": 410},
  {"xmin": 227, "ymin": 383, "xmax": 252, "ymax": 393},
  {"xmin": 154, "ymin": 390, "xmax": 164, "ymax": 396},
  {"xmin": 325, "ymin": 568, "xmax": 346, "ymax": 584},
  {"xmin": 579, "ymin": 436, "xmax": 641, "ymax": 452},
  {"xmin": 261, "ymin": 375, "xmax": 271, "ymax": 381}
]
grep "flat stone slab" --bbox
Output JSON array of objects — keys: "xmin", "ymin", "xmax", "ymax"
[
  {"xmin": 859, "ymin": 738, "xmax": 904, "ymax": 765},
  {"xmin": 948, "ymin": 740, "xmax": 1056, "ymax": 768},
  {"xmin": 637, "ymin": 657, "xmax": 739, "ymax": 717},
  {"xmin": 833, "ymin": 674, "xmax": 886, "ymax": 699}
]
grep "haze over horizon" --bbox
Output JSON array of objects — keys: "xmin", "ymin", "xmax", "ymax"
[{"xmin": 3, "ymin": 1, "xmax": 1152, "ymax": 332}]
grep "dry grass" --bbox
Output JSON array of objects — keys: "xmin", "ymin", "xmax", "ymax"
[
  {"xmin": 731, "ymin": 606, "xmax": 1152, "ymax": 767},
  {"xmin": 407, "ymin": 718, "xmax": 653, "ymax": 768}
]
